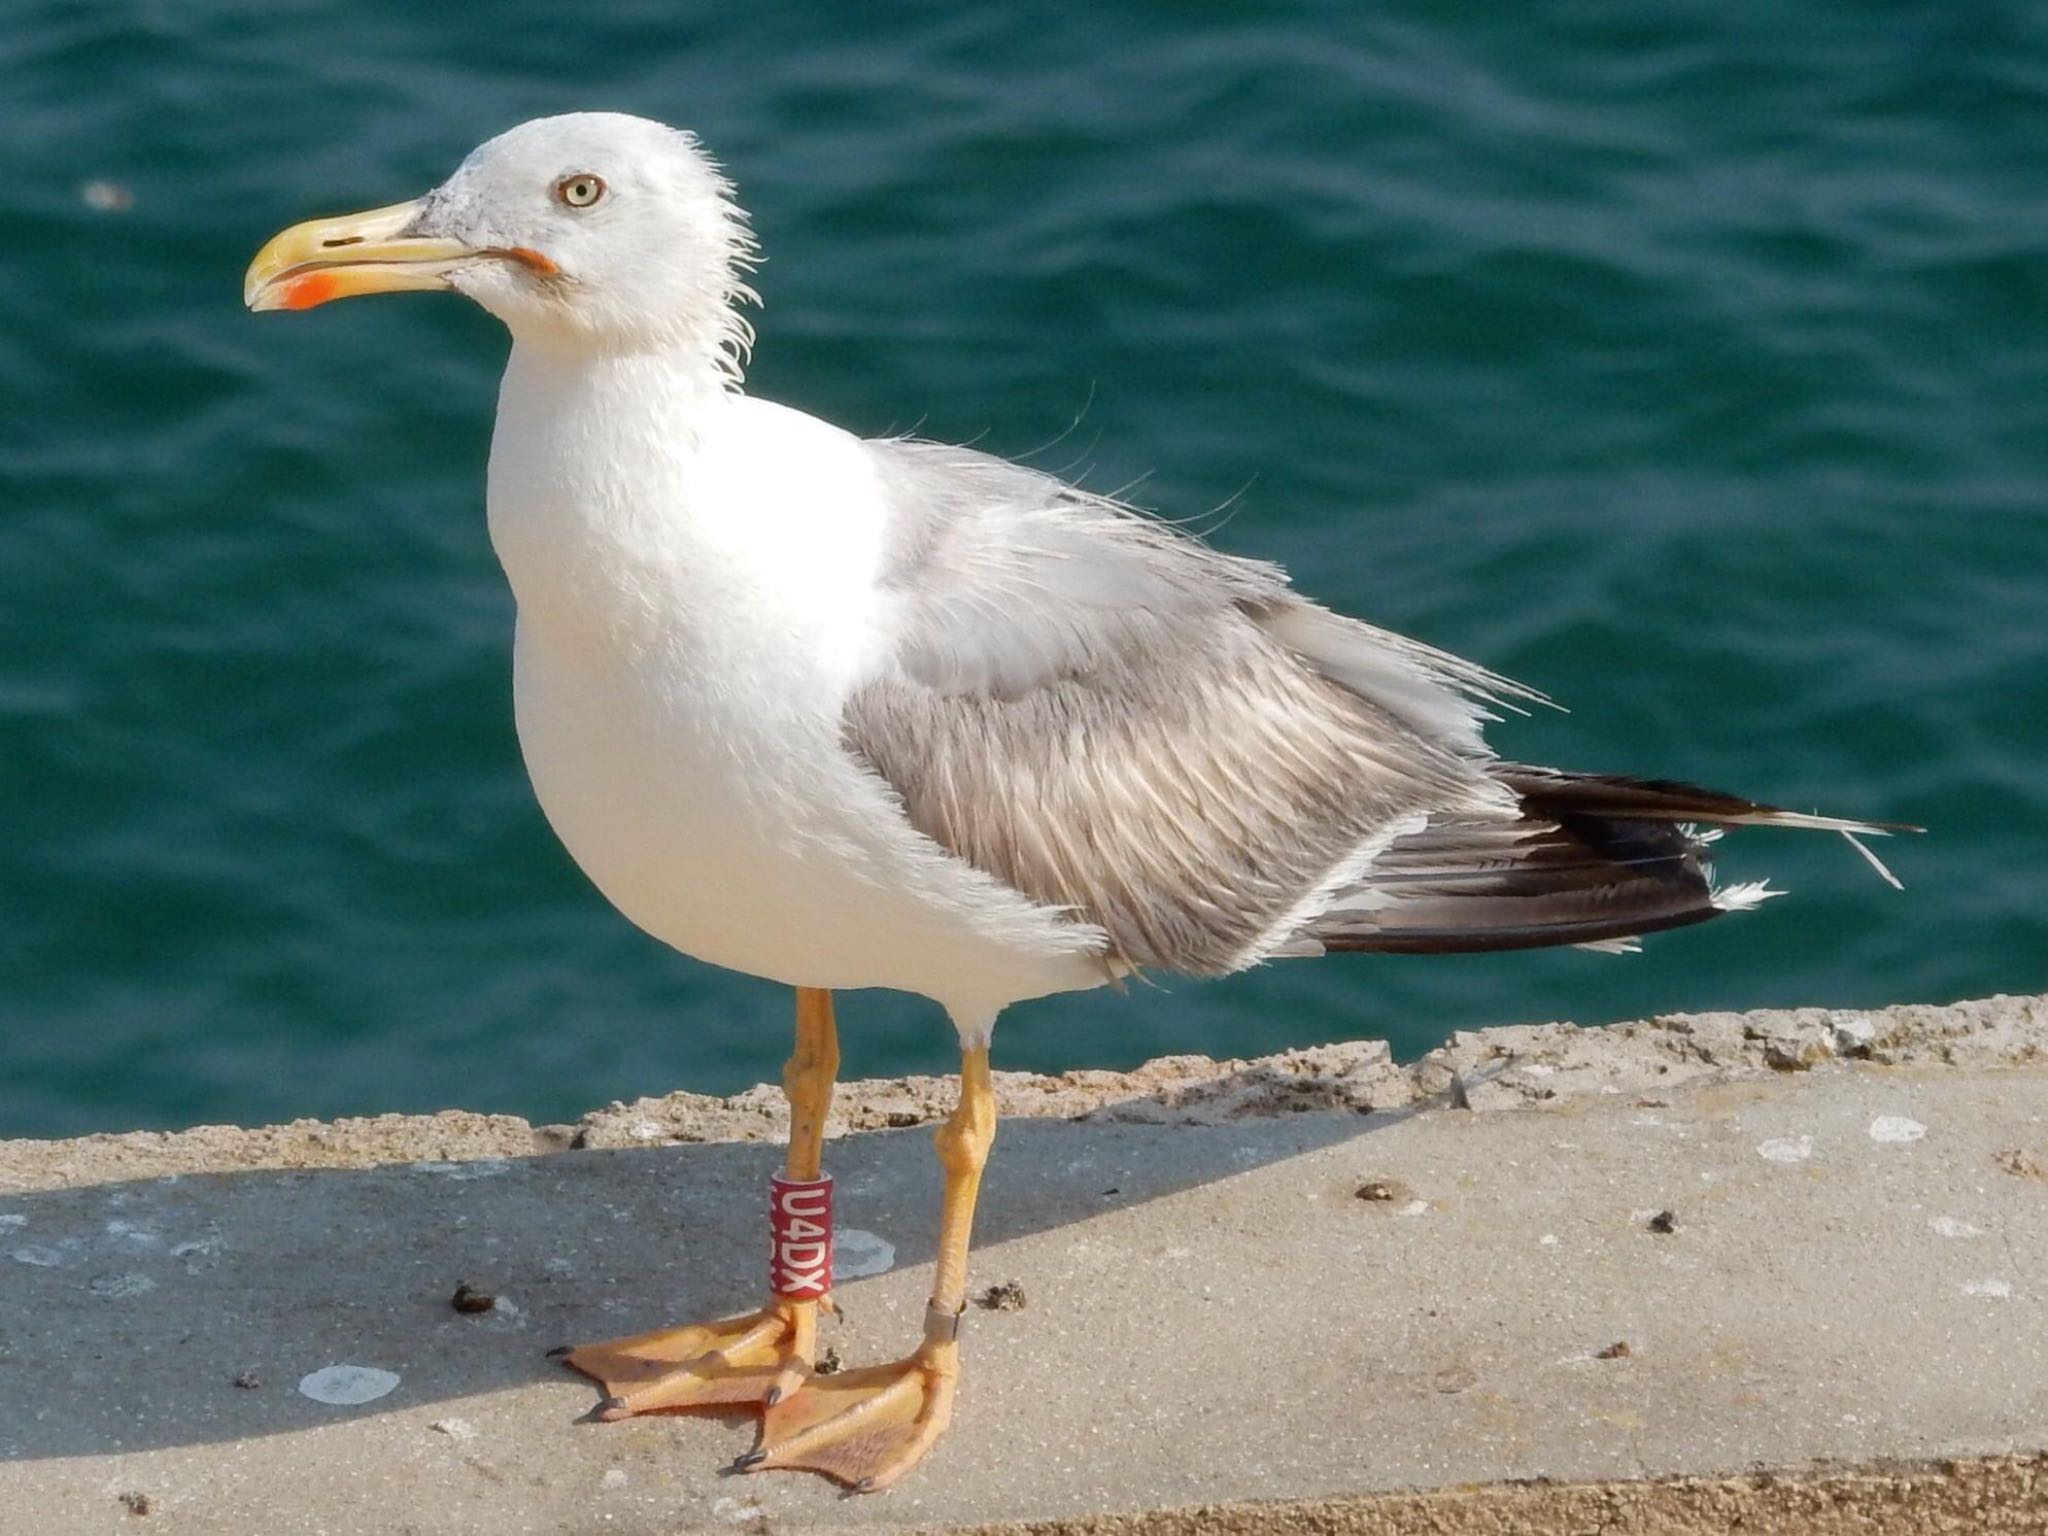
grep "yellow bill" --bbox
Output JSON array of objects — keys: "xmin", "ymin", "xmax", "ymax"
[{"xmin": 244, "ymin": 199, "xmax": 555, "ymax": 313}]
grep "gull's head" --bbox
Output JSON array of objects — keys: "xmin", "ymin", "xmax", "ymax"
[{"xmin": 245, "ymin": 113, "xmax": 757, "ymax": 367}]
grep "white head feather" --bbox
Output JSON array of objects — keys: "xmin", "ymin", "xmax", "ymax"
[{"xmin": 412, "ymin": 112, "xmax": 758, "ymax": 374}]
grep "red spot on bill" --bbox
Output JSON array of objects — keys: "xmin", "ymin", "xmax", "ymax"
[
  {"xmin": 280, "ymin": 272, "xmax": 342, "ymax": 310},
  {"xmin": 768, "ymin": 1173, "xmax": 833, "ymax": 1299}
]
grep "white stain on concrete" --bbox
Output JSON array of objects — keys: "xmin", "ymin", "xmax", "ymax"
[
  {"xmin": 1929, "ymin": 1216, "xmax": 1983, "ymax": 1239},
  {"xmin": 298, "ymin": 1365, "xmax": 402, "ymax": 1406},
  {"xmin": 410, "ymin": 1158, "xmax": 510, "ymax": 1181},
  {"xmin": 834, "ymin": 1228, "xmax": 896, "ymax": 1279},
  {"xmin": 429, "ymin": 1417, "xmax": 478, "ymax": 1440},
  {"xmin": 1757, "ymin": 1136, "xmax": 1814, "ymax": 1164},
  {"xmin": 474, "ymin": 1296, "xmax": 529, "ymax": 1333},
  {"xmin": 1869, "ymin": 1116, "xmax": 1927, "ymax": 1144},
  {"xmin": 88, "ymin": 1271, "xmax": 156, "ymax": 1300},
  {"xmin": 1961, "ymin": 1279, "xmax": 2012, "ymax": 1299},
  {"xmin": 11, "ymin": 1242, "xmax": 70, "ymax": 1268},
  {"xmin": 0, "ymin": 1214, "xmax": 26, "ymax": 1232}
]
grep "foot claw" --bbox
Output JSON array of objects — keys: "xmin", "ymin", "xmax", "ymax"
[
  {"xmin": 558, "ymin": 1302, "xmax": 819, "ymax": 1417},
  {"xmin": 732, "ymin": 1449, "xmax": 768, "ymax": 1472},
  {"xmin": 545, "ymin": 1343, "xmax": 573, "ymax": 1359}
]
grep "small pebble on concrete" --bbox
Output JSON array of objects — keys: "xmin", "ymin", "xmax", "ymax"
[
  {"xmin": 975, "ymin": 1281, "xmax": 1028, "ymax": 1311},
  {"xmin": 451, "ymin": 1282, "xmax": 496, "ymax": 1314},
  {"xmin": 1869, "ymin": 1116, "xmax": 1927, "ymax": 1144},
  {"xmin": 1994, "ymin": 1147, "xmax": 2044, "ymax": 1179}
]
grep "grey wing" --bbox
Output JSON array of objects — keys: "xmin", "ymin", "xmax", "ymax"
[{"xmin": 843, "ymin": 440, "xmax": 1530, "ymax": 975}]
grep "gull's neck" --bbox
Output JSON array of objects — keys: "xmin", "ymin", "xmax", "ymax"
[
  {"xmin": 487, "ymin": 336, "xmax": 739, "ymax": 653},
  {"xmin": 499, "ymin": 332, "xmax": 736, "ymax": 443}
]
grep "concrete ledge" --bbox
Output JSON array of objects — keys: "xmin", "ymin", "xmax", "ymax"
[{"xmin": 3, "ymin": 994, "xmax": 2045, "ymax": 1533}]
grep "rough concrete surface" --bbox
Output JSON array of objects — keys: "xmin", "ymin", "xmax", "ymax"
[{"xmin": 3, "ymin": 993, "xmax": 2046, "ymax": 1534}]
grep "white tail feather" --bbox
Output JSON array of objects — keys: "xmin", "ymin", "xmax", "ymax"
[
  {"xmin": 1574, "ymin": 935, "xmax": 1643, "ymax": 955},
  {"xmin": 1841, "ymin": 830, "xmax": 1904, "ymax": 891},
  {"xmin": 1711, "ymin": 879, "xmax": 1783, "ymax": 913}
]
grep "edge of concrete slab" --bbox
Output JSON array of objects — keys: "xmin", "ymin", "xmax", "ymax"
[
  {"xmin": 960, "ymin": 1453, "xmax": 2048, "ymax": 1536},
  {"xmin": 5, "ymin": 991, "xmax": 2042, "ymax": 1189}
]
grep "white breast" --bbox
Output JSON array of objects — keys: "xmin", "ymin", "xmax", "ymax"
[{"xmin": 484, "ymin": 348, "xmax": 1104, "ymax": 1031}]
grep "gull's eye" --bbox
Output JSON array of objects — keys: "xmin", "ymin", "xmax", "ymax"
[{"xmin": 555, "ymin": 173, "xmax": 606, "ymax": 209}]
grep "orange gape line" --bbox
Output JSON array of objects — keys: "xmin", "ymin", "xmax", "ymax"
[
  {"xmin": 504, "ymin": 246, "xmax": 559, "ymax": 275},
  {"xmin": 279, "ymin": 272, "xmax": 341, "ymax": 310}
]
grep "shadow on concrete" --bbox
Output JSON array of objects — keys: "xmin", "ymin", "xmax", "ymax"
[{"xmin": 0, "ymin": 1065, "xmax": 1473, "ymax": 1462}]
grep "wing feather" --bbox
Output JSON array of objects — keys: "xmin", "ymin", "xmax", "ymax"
[{"xmin": 844, "ymin": 440, "xmax": 1512, "ymax": 974}]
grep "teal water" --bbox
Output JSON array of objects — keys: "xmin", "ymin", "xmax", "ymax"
[{"xmin": 4, "ymin": 3, "xmax": 2044, "ymax": 1139}]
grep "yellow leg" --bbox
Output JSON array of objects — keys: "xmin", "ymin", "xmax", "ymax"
[
  {"xmin": 740, "ymin": 1045, "xmax": 995, "ymax": 1491},
  {"xmin": 555, "ymin": 987, "xmax": 840, "ymax": 1415}
]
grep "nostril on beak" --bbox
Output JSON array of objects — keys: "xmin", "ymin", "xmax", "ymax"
[{"xmin": 320, "ymin": 235, "xmax": 365, "ymax": 249}]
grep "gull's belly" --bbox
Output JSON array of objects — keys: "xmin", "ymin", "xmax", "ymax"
[
  {"xmin": 508, "ymin": 623, "xmax": 1102, "ymax": 1009},
  {"xmin": 514, "ymin": 630, "xmax": 900, "ymax": 985}
]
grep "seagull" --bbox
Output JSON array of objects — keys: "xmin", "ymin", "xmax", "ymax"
[{"xmin": 245, "ymin": 112, "xmax": 1908, "ymax": 1491}]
